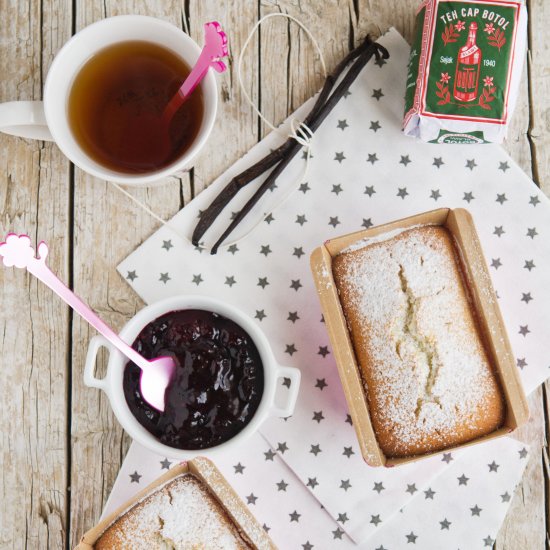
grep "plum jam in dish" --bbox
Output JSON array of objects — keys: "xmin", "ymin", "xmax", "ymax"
[{"xmin": 123, "ymin": 309, "xmax": 264, "ymax": 450}]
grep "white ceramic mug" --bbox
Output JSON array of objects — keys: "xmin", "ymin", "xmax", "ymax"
[
  {"xmin": 0, "ymin": 15, "xmax": 217, "ymax": 185},
  {"xmin": 83, "ymin": 295, "xmax": 301, "ymax": 459}
]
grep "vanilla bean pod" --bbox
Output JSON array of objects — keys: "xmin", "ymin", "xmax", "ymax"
[{"xmin": 191, "ymin": 36, "xmax": 389, "ymax": 253}]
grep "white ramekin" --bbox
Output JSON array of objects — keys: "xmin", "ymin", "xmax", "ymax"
[{"xmin": 83, "ymin": 295, "xmax": 301, "ymax": 459}]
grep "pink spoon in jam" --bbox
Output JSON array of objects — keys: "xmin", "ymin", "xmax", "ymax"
[{"xmin": 0, "ymin": 233, "xmax": 175, "ymax": 412}]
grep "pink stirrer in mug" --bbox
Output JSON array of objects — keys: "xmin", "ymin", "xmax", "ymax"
[{"xmin": 0, "ymin": 234, "xmax": 175, "ymax": 412}]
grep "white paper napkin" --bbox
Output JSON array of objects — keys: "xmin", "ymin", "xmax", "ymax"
[{"xmin": 112, "ymin": 28, "xmax": 547, "ymax": 547}]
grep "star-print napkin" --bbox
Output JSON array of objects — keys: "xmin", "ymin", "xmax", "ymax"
[{"xmin": 113, "ymin": 27, "xmax": 549, "ymax": 548}]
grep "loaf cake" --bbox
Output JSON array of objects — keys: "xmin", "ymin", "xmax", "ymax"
[
  {"xmin": 95, "ymin": 473, "xmax": 253, "ymax": 549},
  {"xmin": 332, "ymin": 225, "xmax": 505, "ymax": 458}
]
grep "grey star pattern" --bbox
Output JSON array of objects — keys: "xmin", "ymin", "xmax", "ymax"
[
  {"xmin": 332, "ymin": 527, "xmax": 344, "ymax": 539},
  {"xmin": 310, "ymin": 444, "xmax": 322, "ymax": 456},
  {"xmin": 302, "ymin": 542, "xmax": 313, "ymax": 550},
  {"xmin": 343, "ymin": 90, "xmax": 351, "ymax": 98},
  {"xmin": 277, "ymin": 442, "xmax": 288, "ymax": 454},
  {"xmin": 501, "ymin": 492, "xmax": 511, "ymax": 502},
  {"xmin": 260, "ymin": 244, "xmax": 272, "ymax": 256},
  {"xmin": 337, "ymin": 512, "xmax": 349, "ymax": 524},
  {"xmin": 458, "ymin": 474, "xmax": 469, "ymax": 485},
  {"xmin": 517, "ymin": 358, "xmax": 527, "ymax": 369},
  {"xmin": 397, "ymin": 187, "xmax": 409, "ymax": 199},
  {"xmin": 264, "ymin": 213, "xmax": 275, "ymax": 224},
  {"xmin": 519, "ymin": 447, "xmax": 528, "ymax": 458},
  {"xmin": 496, "ymin": 193, "xmax": 508, "ymax": 204},
  {"xmin": 430, "ymin": 189, "xmax": 441, "ymax": 201},
  {"xmin": 334, "ymin": 152, "xmax": 346, "ymax": 163},
  {"xmin": 442, "ymin": 453, "xmax": 453, "ymax": 464},
  {"xmin": 246, "ymin": 493, "xmax": 258, "ymax": 505},
  {"xmin": 488, "ymin": 461, "xmax": 500, "ymax": 472},
  {"xmin": 194, "ymin": 242, "xmax": 205, "ymax": 254},
  {"xmin": 491, "ymin": 258, "xmax": 502, "ymax": 269},
  {"xmin": 287, "ymin": 311, "xmax": 300, "ymax": 323},
  {"xmin": 296, "ymin": 214, "xmax": 307, "ymax": 226},
  {"xmin": 276, "ymin": 479, "xmax": 289, "ymax": 491},
  {"xmin": 424, "ymin": 488, "xmax": 435, "ymax": 499},
  {"xmin": 312, "ymin": 411, "xmax": 324, "ymax": 423},
  {"xmin": 365, "ymin": 185, "xmax": 376, "ymax": 196},
  {"xmin": 329, "ymin": 216, "xmax": 341, "ymax": 228},
  {"xmin": 406, "ymin": 484, "xmax": 417, "ymax": 495},
  {"xmin": 466, "ymin": 158, "xmax": 477, "ymax": 170},
  {"xmin": 337, "ymin": 119, "xmax": 348, "ymax": 130},
  {"xmin": 227, "ymin": 244, "xmax": 239, "ymax": 255},
  {"xmin": 307, "ymin": 477, "xmax": 319, "ymax": 489},
  {"xmin": 370, "ymin": 120, "xmax": 381, "ymax": 132},
  {"xmin": 463, "ymin": 191, "xmax": 475, "ymax": 203},
  {"xmin": 342, "ymin": 446, "xmax": 354, "ymax": 458},
  {"xmin": 299, "ymin": 182, "xmax": 311, "ymax": 194},
  {"xmin": 433, "ymin": 156, "xmax": 444, "ymax": 168},
  {"xmin": 373, "ymin": 482, "xmax": 385, "ymax": 494},
  {"xmin": 264, "ymin": 449, "xmax": 276, "ymax": 461},
  {"xmin": 340, "ymin": 479, "xmax": 351, "ymax": 491},
  {"xmin": 332, "ymin": 184, "xmax": 343, "ymax": 195},
  {"xmin": 527, "ymin": 227, "xmax": 538, "ymax": 239},
  {"xmin": 484, "ymin": 535, "xmax": 495, "ymax": 546},
  {"xmin": 367, "ymin": 153, "xmax": 379, "ymax": 164},
  {"xmin": 376, "ymin": 546, "xmax": 388, "ymax": 550},
  {"xmin": 293, "ymin": 247, "xmax": 304, "ymax": 258},
  {"xmin": 285, "ymin": 344, "xmax": 297, "ymax": 356},
  {"xmin": 257, "ymin": 277, "xmax": 269, "ymax": 289},
  {"xmin": 282, "ymin": 377, "xmax": 291, "ymax": 388},
  {"xmin": 493, "ymin": 226, "xmax": 505, "ymax": 237},
  {"xmin": 289, "ymin": 511, "xmax": 301, "ymax": 522},
  {"xmin": 471, "ymin": 505, "xmax": 482, "ymax": 516},
  {"xmin": 315, "ymin": 378, "xmax": 327, "ymax": 390},
  {"xmin": 362, "ymin": 218, "xmax": 373, "ymax": 229},
  {"xmin": 521, "ymin": 292, "xmax": 533, "ymax": 304},
  {"xmin": 519, "ymin": 325, "xmax": 530, "ymax": 336},
  {"xmin": 524, "ymin": 259, "xmax": 535, "ymax": 271},
  {"xmin": 345, "ymin": 414, "xmax": 353, "ymax": 425},
  {"xmin": 161, "ymin": 240, "xmax": 173, "ymax": 251},
  {"xmin": 400, "ymin": 155, "xmax": 411, "ymax": 166},
  {"xmin": 225, "ymin": 276, "xmax": 236, "ymax": 287},
  {"xmin": 290, "ymin": 279, "xmax": 303, "ymax": 291},
  {"xmin": 440, "ymin": 518, "xmax": 451, "ymax": 530},
  {"xmin": 126, "ymin": 270, "xmax": 138, "ymax": 281},
  {"xmin": 130, "ymin": 471, "xmax": 141, "ymax": 483},
  {"xmin": 498, "ymin": 161, "xmax": 510, "ymax": 172},
  {"xmin": 372, "ymin": 88, "xmax": 384, "ymax": 100},
  {"xmin": 371, "ymin": 514, "xmax": 382, "ymax": 526},
  {"xmin": 318, "ymin": 346, "xmax": 330, "ymax": 358},
  {"xmin": 406, "ymin": 532, "xmax": 418, "ymax": 544},
  {"xmin": 233, "ymin": 463, "xmax": 245, "ymax": 474},
  {"xmin": 192, "ymin": 274, "xmax": 203, "ymax": 286},
  {"xmin": 255, "ymin": 309, "xmax": 266, "ymax": 321},
  {"xmin": 263, "ymin": 524, "xmax": 271, "ymax": 533},
  {"xmin": 529, "ymin": 195, "xmax": 541, "ymax": 206},
  {"xmin": 159, "ymin": 272, "xmax": 171, "ymax": 284},
  {"xmin": 160, "ymin": 458, "xmax": 172, "ymax": 470}
]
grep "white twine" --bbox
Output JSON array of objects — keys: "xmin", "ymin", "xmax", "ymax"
[{"xmin": 110, "ymin": 13, "xmax": 327, "ymax": 251}]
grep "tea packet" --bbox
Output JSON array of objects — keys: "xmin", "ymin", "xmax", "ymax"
[{"xmin": 403, "ymin": 0, "xmax": 527, "ymax": 144}]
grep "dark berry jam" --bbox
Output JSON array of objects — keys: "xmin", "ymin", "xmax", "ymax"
[{"xmin": 123, "ymin": 309, "xmax": 264, "ymax": 450}]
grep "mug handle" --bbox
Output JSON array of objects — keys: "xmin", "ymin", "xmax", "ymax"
[
  {"xmin": 271, "ymin": 365, "xmax": 301, "ymax": 418},
  {"xmin": 0, "ymin": 101, "xmax": 53, "ymax": 141},
  {"xmin": 84, "ymin": 335, "xmax": 111, "ymax": 394}
]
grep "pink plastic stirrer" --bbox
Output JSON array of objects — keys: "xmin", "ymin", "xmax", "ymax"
[{"xmin": 0, "ymin": 234, "xmax": 175, "ymax": 412}]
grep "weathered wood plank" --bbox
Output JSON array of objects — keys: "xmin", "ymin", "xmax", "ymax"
[{"xmin": 0, "ymin": 1, "xmax": 72, "ymax": 549}]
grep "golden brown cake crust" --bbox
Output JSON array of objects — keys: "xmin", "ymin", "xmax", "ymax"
[
  {"xmin": 333, "ymin": 226, "xmax": 505, "ymax": 458},
  {"xmin": 95, "ymin": 474, "xmax": 252, "ymax": 549}
]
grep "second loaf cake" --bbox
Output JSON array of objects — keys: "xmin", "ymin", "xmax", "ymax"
[{"xmin": 332, "ymin": 225, "xmax": 505, "ymax": 458}]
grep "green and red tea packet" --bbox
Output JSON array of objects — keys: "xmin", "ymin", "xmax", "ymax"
[{"xmin": 403, "ymin": 0, "xmax": 527, "ymax": 144}]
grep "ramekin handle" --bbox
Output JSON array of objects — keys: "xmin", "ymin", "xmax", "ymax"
[
  {"xmin": 84, "ymin": 335, "xmax": 111, "ymax": 393},
  {"xmin": 271, "ymin": 365, "xmax": 301, "ymax": 418},
  {"xmin": 0, "ymin": 101, "xmax": 54, "ymax": 141}
]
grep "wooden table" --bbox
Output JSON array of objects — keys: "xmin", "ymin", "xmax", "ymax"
[{"xmin": 0, "ymin": 1, "xmax": 547, "ymax": 548}]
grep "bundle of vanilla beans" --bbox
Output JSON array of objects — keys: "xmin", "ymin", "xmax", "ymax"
[{"xmin": 192, "ymin": 36, "xmax": 390, "ymax": 254}]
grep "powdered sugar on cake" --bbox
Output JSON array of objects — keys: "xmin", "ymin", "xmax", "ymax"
[{"xmin": 333, "ymin": 226, "xmax": 503, "ymax": 456}]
